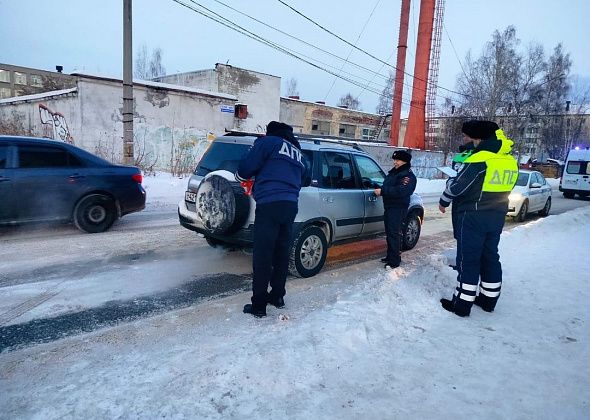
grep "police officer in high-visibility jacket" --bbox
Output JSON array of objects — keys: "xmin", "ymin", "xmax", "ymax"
[{"xmin": 438, "ymin": 120, "xmax": 518, "ymax": 317}]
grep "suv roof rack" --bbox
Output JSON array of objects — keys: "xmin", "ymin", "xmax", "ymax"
[
  {"xmin": 296, "ymin": 135, "xmax": 367, "ymax": 151},
  {"xmin": 223, "ymin": 130, "xmax": 264, "ymax": 137}
]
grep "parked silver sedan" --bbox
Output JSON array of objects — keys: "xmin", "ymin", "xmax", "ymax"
[{"xmin": 507, "ymin": 170, "xmax": 552, "ymax": 222}]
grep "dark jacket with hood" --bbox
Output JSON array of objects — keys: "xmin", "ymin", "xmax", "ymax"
[
  {"xmin": 236, "ymin": 122, "xmax": 306, "ymax": 204},
  {"xmin": 439, "ymin": 131, "xmax": 517, "ymax": 213},
  {"xmin": 381, "ymin": 163, "xmax": 417, "ymax": 209}
]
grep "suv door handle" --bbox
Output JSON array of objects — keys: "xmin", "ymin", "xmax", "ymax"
[
  {"xmin": 68, "ymin": 174, "xmax": 86, "ymax": 180},
  {"xmin": 0, "ymin": 177, "xmax": 10, "ymax": 183},
  {"xmin": 322, "ymin": 196, "xmax": 334, "ymax": 203}
]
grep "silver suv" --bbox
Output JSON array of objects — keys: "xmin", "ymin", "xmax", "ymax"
[{"xmin": 178, "ymin": 134, "xmax": 424, "ymax": 277}]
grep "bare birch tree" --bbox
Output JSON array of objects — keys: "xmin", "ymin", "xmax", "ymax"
[
  {"xmin": 338, "ymin": 93, "xmax": 361, "ymax": 110},
  {"xmin": 134, "ymin": 44, "xmax": 167, "ymax": 80},
  {"xmin": 376, "ymin": 70, "xmax": 394, "ymax": 115}
]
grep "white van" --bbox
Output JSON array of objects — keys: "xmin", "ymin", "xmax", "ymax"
[{"xmin": 559, "ymin": 148, "xmax": 590, "ymax": 198}]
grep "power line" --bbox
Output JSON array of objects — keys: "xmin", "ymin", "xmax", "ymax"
[
  {"xmin": 323, "ymin": 0, "xmax": 382, "ymax": 101},
  {"xmin": 171, "ymin": 0, "xmax": 421, "ymax": 110},
  {"xmin": 209, "ymin": 0, "xmax": 416, "ymax": 104},
  {"xmin": 276, "ymin": 0, "xmax": 468, "ymax": 99},
  {"xmin": 208, "ymin": 0, "xmax": 394, "ymax": 83}
]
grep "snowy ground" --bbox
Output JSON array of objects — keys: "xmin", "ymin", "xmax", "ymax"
[{"xmin": 0, "ymin": 172, "xmax": 587, "ymax": 419}]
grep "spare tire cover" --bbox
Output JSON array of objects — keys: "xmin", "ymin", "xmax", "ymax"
[{"xmin": 196, "ymin": 173, "xmax": 250, "ymax": 234}]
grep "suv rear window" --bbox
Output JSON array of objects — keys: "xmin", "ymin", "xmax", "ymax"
[
  {"xmin": 195, "ymin": 142, "xmax": 251, "ymax": 176},
  {"xmin": 195, "ymin": 142, "xmax": 315, "ymax": 178}
]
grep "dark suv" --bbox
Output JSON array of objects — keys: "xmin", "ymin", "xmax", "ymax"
[
  {"xmin": 0, "ymin": 136, "xmax": 146, "ymax": 233},
  {"xmin": 179, "ymin": 135, "xmax": 424, "ymax": 277}
]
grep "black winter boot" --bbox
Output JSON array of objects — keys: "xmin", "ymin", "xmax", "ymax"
[
  {"xmin": 267, "ymin": 296, "xmax": 285, "ymax": 309},
  {"xmin": 474, "ymin": 295, "xmax": 495, "ymax": 312},
  {"xmin": 440, "ymin": 298, "xmax": 470, "ymax": 317},
  {"xmin": 243, "ymin": 304, "xmax": 266, "ymax": 318}
]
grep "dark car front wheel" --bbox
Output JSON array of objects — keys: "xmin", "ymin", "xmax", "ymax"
[{"xmin": 74, "ymin": 194, "xmax": 117, "ymax": 233}]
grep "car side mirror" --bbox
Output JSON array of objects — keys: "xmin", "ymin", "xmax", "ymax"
[{"xmin": 530, "ymin": 182, "xmax": 542, "ymax": 188}]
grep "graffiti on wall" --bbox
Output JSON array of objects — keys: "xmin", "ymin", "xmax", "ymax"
[{"xmin": 39, "ymin": 103, "xmax": 73, "ymax": 143}]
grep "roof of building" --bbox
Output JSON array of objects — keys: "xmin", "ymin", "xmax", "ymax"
[
  {"xmin": 280, "ymin": 96, "xmax": 382, "ymax": 118},
  {"xmin": 0, "ymin": 87, "xmax": 77, "ymax": 105},
  {"xmin": 71, "ymin": 72, "xmax": 237, "ymax": 101}
]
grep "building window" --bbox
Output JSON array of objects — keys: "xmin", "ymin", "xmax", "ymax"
[
  {"xmin": 0, "ymin": 69, "xmax": 10, "ymax": 83},
  {"xmin": 311, "ymin": 120, "xmax": 331, "ymax": 135},
  {"xmin": 14, "ymin": 72, "xmax": 27, "ymax": 85},
  {"xmin": 339, "ymin": 124, "xmax": 356, "ymax": 138},
  {"xmin": 30, "ymin": 74, "xmax": 43, "ymax": 87},
  {"xmin": 361, "ymin": 128, "xmax": 377, "ymax": 140},
  {"xmin": 0, "ymin": 87, "xmax": 12, "ymax": 99}
]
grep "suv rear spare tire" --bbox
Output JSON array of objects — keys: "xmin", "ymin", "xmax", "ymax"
[{"xmin": 196, "ymin": 173, "xmax": 250, "ymax": 235}]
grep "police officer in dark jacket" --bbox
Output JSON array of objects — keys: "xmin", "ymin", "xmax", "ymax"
[
  {"xmin": 439, "ymin": 120, "xmax": 518, "ymax": 317},
  {"xmin": 374, "ymin": 150, "xmax": 417, "ymax": 268},
  {"xmin": 236, "ymin": 121, "xmax": 306, "ymax": 318}
]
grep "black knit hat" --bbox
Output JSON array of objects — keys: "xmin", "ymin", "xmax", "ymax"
[
  {"xmin": 267, "ymin": 121, "xmax": 293, "ymax": 137},
  {"xmin": 461, "ymin": 120, "xmax": 499, "ymax": 139},
  {"xmin": 266, "ymin": 121, "xmax": 300, "ymax": 149},
  {"xmin": 392, "ymin": 150, "xmax": 412, "ymax": 163}
]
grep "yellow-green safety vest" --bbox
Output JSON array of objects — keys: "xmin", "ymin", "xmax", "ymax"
[{"xmin": 464, "ymin": 150, "xmax": 518, "ymax": 193}]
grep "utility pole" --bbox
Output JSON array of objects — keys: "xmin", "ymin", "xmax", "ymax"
[
  {"xmin": 123, "ymin": 0, "xmax": 134, "ymax": 164},
  {"xmin": 389, "ymin": 0, "xmax": 411, "ymax": 147}
]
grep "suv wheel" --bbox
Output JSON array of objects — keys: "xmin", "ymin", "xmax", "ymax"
[
  {"xmin": 402, "ymin": 213, "xmax": 421, "ymax": 250},
  {"xmin": 289, "ymin": 226, "xmax": 328, "ymax": 278},
  {"xmin": 74, "ymin": 194, "xmax": 116, "ymax": 233}
]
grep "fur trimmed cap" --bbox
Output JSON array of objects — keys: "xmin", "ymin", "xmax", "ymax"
[
  {"xmin": 392, "ymin": 150, "xmax": 412, "ymax": 163},
  {"xmin": 461, "ymin": 120, "xmax": 499, "ymax": 139}
]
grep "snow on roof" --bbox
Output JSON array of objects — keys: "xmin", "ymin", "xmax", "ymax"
[
  {"xmin": 136, "ymin": 79, "xmax": 237, "ymax": 101},
  {"xmin": 71, "ymin": 72, "xmax": 237, "ymax": 101},
  {"xmin": 0, "ymin": 87, "xmax": 77, "ymax": 105}
]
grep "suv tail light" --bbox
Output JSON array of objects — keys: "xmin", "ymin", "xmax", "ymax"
[{"xmin": 132, "ymin": 173, "xmax": 143, "ymax": 184}]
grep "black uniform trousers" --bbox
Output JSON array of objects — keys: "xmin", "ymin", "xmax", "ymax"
[
  {"xmin": 384, "ymin": 207, "xmax": 407, "ymax": 266},
  {"xmin": 251, "ymin": 200, "xmax": 298, "ymax": 309},
  {"xmin": 453, "ymin": 210, "xmax": 505, "ymax": 314}
]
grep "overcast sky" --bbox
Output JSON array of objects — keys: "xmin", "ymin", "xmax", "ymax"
[{"xmin": 1, "ymin": 0, "xmax": 589, "ymax": 113}]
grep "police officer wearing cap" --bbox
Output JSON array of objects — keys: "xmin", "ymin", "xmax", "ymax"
[
  {"xmin": 374, "ymin": 150, "xmax": 417, "ymax": 268},
  {"xmin": 439, "ymin": 120, "xmax": 518, "ymax": 317}
]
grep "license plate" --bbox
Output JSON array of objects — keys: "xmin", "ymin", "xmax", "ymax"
[{"xmin": 185, "ymin": 191, "xmax": 197, "ymax": 203}]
